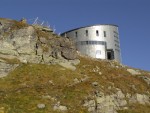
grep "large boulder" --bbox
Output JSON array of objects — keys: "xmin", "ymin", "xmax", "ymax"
[
  {"xmin": 9, "ymin": 26, "xmax": 37, "ymax": 55},
  {"xmin": 48, "ymin": 37, "xmax": 77, "ymax": 60},
  {"xmin": 61, "ymin": 48, "xmax": 77, "ymax": 60},
  {"xmin": 127, "ymin": 69, "xmax": 141, "ymax": 75},
  {"xmin": 82, "ymin": 89, "xmax": 149, "ymax": 113}
]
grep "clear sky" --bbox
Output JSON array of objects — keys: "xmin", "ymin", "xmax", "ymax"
[{"xmin": 0, "ymin": 0, "xmax": 150, "ymax": 71}]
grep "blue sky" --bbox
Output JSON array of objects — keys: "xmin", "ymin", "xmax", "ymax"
[{"xmin": 0, "ymin": 0, "xmax": 150, "ymax": 71}]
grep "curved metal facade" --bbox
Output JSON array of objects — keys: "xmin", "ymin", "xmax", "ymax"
[{"xmin": 61, "ymin": 25, "xmax": 121, "ymax": 62}]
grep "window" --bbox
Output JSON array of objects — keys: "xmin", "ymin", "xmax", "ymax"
[
  {"xmin": 96, "ymin": 30, "xmax": 99, "ymax": 36},
  {"xmin": 77, "ymin": 41, "xmax": 106, "ymax": 45},
  {"xmin": 115, "ymin": 44, "xmax": 120, "ymax": 48},
  {"xmin": 103, "ymin": 31, "xmax": 106, "ymax": 37},
  {"xmin": 115, "ymin": 49, "xmax": 120, "ymax": 52},
  {"xmin": 114, "ymin": 40, "xmax": 119, "ymax": 43},
  {"xmin": 114, "ymin": 35, "xmax": 118, "ymax": 39},
  {"xmin": 75, "ymin": 31, "xmax": 78, "ymax": 37},
  {"xmin": 114, "ymin": 31, "xmax": 118, "ymax": 34},
  {"xmin": 86, "ymin": 30, "xmax": 88, "ymax": 36},
  {"xmin": 96, "ymin": 50, "xmax": 101, "ymax": 58}
]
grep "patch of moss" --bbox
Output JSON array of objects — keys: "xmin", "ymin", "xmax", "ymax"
[
  {"xmin": 9, "ymin": 20, "xmax": 28, "ymax": 31},
  {"xmin": 36, "ymin": 29, "xmax": 50, "ymax": 39}
]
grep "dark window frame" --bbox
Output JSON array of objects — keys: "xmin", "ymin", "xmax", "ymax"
[
  {"xmin": 104, "ymin": 31, "xmax": 106, "ymax": 37},
  {"xmin": 86, "ymin": 30, "xmax": 88, "ymax": 37},
  {"xmin": 75, "ymin": 31, "xmax": 78, "ymax": 37},
  {"xmin": 96, "ymin": 30, "xmax": 99, "ymax": 36}
]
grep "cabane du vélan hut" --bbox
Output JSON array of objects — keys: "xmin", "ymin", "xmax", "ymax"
[{"xmin": 61, "ymin": 24, "xmax": 121, "ymax": 63}]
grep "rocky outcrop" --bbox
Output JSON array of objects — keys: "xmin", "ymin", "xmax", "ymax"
[
  {"xmin": 0, "ymin": 18, "xmax": 78, "ymax": 77},
  {"xmin": 48, "ymin": 37, "xmax": 77, "ymax": 60},
  {"xmin": 126, "ymin": 68, "xmax": 150, "ymax": 86},
  {"xmin": 83, "ymin": 89, "xmax": 150, "ymax": 113},
  {"xmin": 129, "ymin": 93, "xmax": 150, "ymax": 104},
  {"xmin": 83, "ymin": 90, "xmax": 125, "ymax": 113},
  {"xmin": 53, "ymin": 102, "xmax": 68, "ymax": 112},
  {"xmin": 0, "ymin": 26, "xmax": 36, "ymax": 56},
  {"xmin": 37, "ymin": 103, "xmax": 46, "ymax": 109},
  {"xmin": 0, "ymin": 61, "xmax": 19, "ymax": 78},
  {"xmin": 127, "ymin": 68, "xmax": 141, "ymax": 75}
]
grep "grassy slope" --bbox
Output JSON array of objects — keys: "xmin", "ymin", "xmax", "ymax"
[{"xmin": 0, "ymin": 57, "xmax": 150, "ymax": 113}]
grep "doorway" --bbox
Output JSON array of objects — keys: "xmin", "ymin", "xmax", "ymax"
[{"xmin": 107, "ymin": 49, "xmax": 114, "ymax": 60}]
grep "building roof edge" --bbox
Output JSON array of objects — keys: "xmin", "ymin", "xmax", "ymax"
[{"xmin": 61, "ymin": 24, "xmax": 118, "ymax": 35}]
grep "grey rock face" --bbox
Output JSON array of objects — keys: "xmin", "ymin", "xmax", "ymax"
[
  {"xmin": 69, "ymin": 59, "xmax": 80, "ymax": 65},
  {"xmin": 0, "ymin": 62, "xmax": 19, "ymax": 78},
  {"xmin": 0, "ymin": 19, "xmax": 77, "ymax": 62},
  {"xmin": 84, "ymin": 96, "xmax": 118, "ymax": 113},
  {"xmin": 61, "ymin": 48, "xmax": 77, "ymax": 60},
  {"xmin": 83, "ymin": 89, "xmax": 150, "ymax": 113},
  {"xmin": 53, "ymin": 105, "xmax": 68, "ymax": 111},
  {"xmin": 39, "ymin": 37, "xmax": 47, "ymax": 44},
  {"xmin": 37, "ymin": 104, "xmax": 45, "ymax": 109},
  {"xmin": 19, "ymin": 55, "xmax": 42, "ymax": 64},
  {"xmin": 58, "ymin": 59, "xmax": 80, "ymax": 71},
  {"xmin": 53, "ymin": 102, "xmax": 68, "ymax": 111},
  {"xmin": 127, "ymin": 69, "xmax": 141, "ymax": 75},
  {"xmin": 83, "ymin": 100, "xmax": 96, "ymax": 112},
  {"xmin": 59, "ymin": 61, "xmax": 76, "ymax": 71},
  {"xmin": 49, "ymin": 38, "xmax": 77, "ymax": 60},
  {"xmin": 73, "ymin": 78, "xmax": 80, "ymax": 84},
  {"xmin": 0, "ymin": 26, "xmax": 36, "ymax": 57},
  {"xmin": 0, "ymin": 18, "xmax": 78, "ymax": 77},
  {"xmin": 92, "ymin": 82, "xmax": 99, "ymax": 87},
  {"xmin": 11, "ymin": 26, "xmax": 36, "ymax": 55},
  {"xmin": 129, "ymin": 94, "xmax": 150, "ymax": 104}
]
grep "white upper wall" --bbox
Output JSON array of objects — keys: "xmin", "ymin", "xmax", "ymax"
[{"xmin": 61, "ymin": 24, "xmax": 121, "ymax": 62}]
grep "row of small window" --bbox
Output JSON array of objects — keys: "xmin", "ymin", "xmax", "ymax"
[
  {"xmin": 114, "ymin": 31, "xmax": 119, "ymax": 39},
  {"xmin": 76, "ymin": 41, "xmax": 106, "ymax": 45},
  {"xmin": 113, "ymin": 31, "xmax": 118, "ymax": 35},
  {"xmin": 114, "ymin": 40, "xmax": 119, "ymax": 43},
  {"xmin": 114, "ymin": 35, "xmax": 119, "ymax": 39},
  {"xmin": 75, "ymin": 30, "xmax": 107, "ymax": 37},
  {"xmin": 115, "ymin": 49, "xmax": 120, "ymax": 52},
  {"xmin": 115, "ymin": 44, "xmax": 120, "ymax": 48}
]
